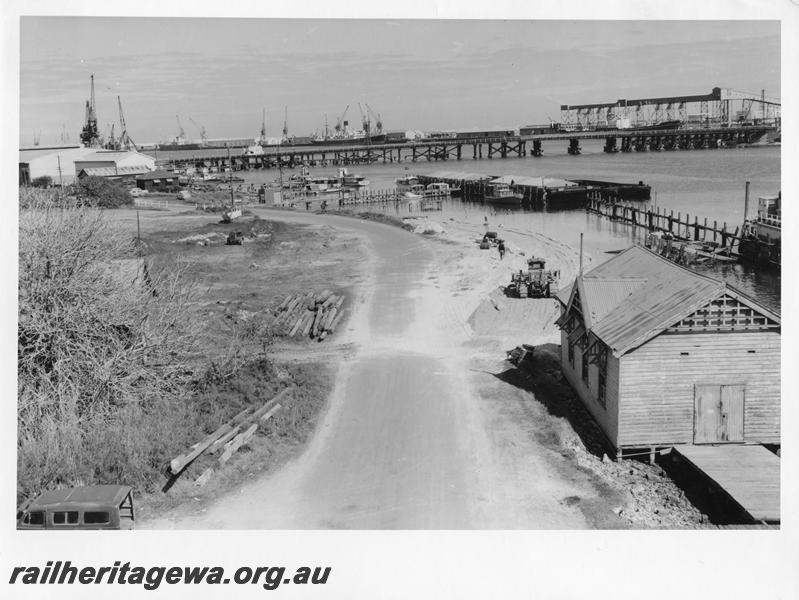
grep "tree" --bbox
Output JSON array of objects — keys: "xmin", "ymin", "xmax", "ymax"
[{"xmin": 71, "ymin": 176, "xmax": 132, "ymax": 208}]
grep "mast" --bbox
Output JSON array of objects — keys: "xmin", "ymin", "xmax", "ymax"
[
  {"xmin": 282, "ymin": 106, "xmax": 288, "ymax": 138},
  {"xmin": 260, "ymin": 107, "xmax": 267, "ymax": 143}
]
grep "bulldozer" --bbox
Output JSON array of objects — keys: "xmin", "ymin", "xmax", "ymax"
[{"xmin": 506, "ymin": 257, "xmax": 560, "ymax": 298}]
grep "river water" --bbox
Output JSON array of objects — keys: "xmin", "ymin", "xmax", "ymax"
[{"xmin": 235, "ymin": 141, "xmax": 781, "ymax": 310}]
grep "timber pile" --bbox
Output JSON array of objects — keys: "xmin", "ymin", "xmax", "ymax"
[
  {"xmin": 272, "ymin": 290, "xmax": 346, "ymax": 341},
  {"xmin": 167, "ymin": 387, "xmax": 294, "ymax": 486}
]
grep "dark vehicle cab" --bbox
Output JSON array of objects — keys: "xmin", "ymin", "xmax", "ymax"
[{"xmin": 17, "ymin": 485, "xmax": 135, "ymax": 530}]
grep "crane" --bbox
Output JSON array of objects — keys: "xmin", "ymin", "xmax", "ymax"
[
  {"xmin": 357, "ymin": 102, "xmax": 369, "ymax": 134},
  {"xmin": 117, "ymin": 96, "xmax": 137, "ymax": 151},
  {"xmin": 175, "ymin": 115, "xmax": 186, "ymax": 144},
  {"xmin": 259, "ymin": 107, "xmax": 267, "ymax": 143},
  {"xmin": 80, "ymin": 74, "xmax": 101, "ymax": 148},
  {"xmin": 282, "ymin": 106, "xmax": 288, "ymax": 138},
  {"xmin": 335, "ymin": 105, "xmax": 349, "ymax": 134},
  {"xmin": 188, "ymin": 116, "xmax": 207, "ymax": 146},
  {"xmin": 365, "ymin": 103, "xmax": 383, "ymax": 134}
]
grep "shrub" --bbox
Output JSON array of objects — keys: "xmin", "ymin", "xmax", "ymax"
[
  {"xmin": 70, "ymin": 176, "xmax": 132, "ymax": 208},
  {"xmin": 18, "ymin": 195, "xmax": 199, "ymax": 501},
  {"xmin": 31, "ymin": 175, "xmax": 53, "ymax": 188}
]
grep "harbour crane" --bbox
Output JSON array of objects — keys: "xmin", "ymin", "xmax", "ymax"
[
  {"xmin": 365, "ymin": 103, "xmax": 383, "ymax": 134},
  {"xmin": 335, "ymin": 105, "xmax": 349, "ymax": 134},
  {"xmin": 357, "ymin": 102, "xmax": 369, "ymax": 133},
  {"xmin": 80, "ymin": 74, "xmax": 101, "ymax": 148},
  {"xmin": 282, "ymin": 106, "xmax": 288, "ymax": 138},
  {"xmin": 60, "ymin": 123, "xmax": 70, "ymax": 144},
  {"xmin": 32, "ymin": 130, "xmax": 42, "ymax": 146},
  {"xmin": 259, "ymin": 107, "xmax": 267, "ymax": 143},
  {"xmin": 188, "ymin": 116, "xmax": 208, "ymax": 145},
  {"xmin": 117, "ymin": 96, "xmax": 137, "ymax": 151},
  {"xmin": 175, "ymin": 115, "xmax": 186, "ymax": 144}
]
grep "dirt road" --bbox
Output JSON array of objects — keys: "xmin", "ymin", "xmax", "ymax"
[{"xmin": 147, "ymin": 211, "xmax": 619, "ymax": 529}]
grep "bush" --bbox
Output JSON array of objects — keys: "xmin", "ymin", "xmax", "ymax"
[
  {"xmin": 31, "ymin": 175, "xmax": 53, "ymax": 188},
  {"xmin": 18, "ymin": 195, "xmax": 200, "ymax": 502},
  {"xmin": 70, "ymin": 176, "xmax": 132, "ymax": 208}
]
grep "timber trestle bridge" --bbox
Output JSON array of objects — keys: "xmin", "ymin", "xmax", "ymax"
[{"xmin": 147, "ymin": 125, "xmax": 774, "ymax": 170}]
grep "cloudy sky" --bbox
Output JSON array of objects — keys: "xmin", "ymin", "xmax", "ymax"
[{"xmin": 19, "ymin": 18, "xmax": 779, "ymax": 146}]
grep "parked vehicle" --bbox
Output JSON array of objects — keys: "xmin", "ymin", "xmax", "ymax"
[
  {"xmin": 17, "ymin": 485, "xmax": 136, "ymax": 530},
  {"xmin": 506, "ymin": 258, "xmax": 560, "ymax": 298}
]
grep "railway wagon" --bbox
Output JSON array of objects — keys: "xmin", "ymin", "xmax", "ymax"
[{"xmin": 455, "ymin": 130, "xmax": 516, "ymax": 140}]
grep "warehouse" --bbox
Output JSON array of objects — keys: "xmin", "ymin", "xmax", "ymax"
[
  {"xmin": 555, "ymin": 245, "xmax": 780, "ymax": 456},
  {"xmin": 74, "ymin": 150, "xmax": 155, "ymax": 181},
  {"xmin": 18, "ymin": 145, "xmax": 96, "ymax": 186}
]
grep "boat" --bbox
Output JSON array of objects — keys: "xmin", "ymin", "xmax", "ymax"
[
  {"xmin": 484, "ymin": 182, "xmax": 523, "ymax": 206},
  {"xmin": 403, "ymin": 184, "xmax": 425, "ymax": 199},
  {"xmin": 396, "ymin": 175, "xmax": 420, "ymax": 193},
  {"xmin": 338, "ymin": 168, "xmax": 370, "ymax": 187},
  {"xmin": 738, "ymin": 193, "xmax": 781, "ymax": 267},
  {"xmin": 424, "ymin": 182, "xmax": 452, "ymax": 198},
  {"xmin": 630, "ymin": 120, "xmax": 683, "ymax": 131},
  {"xmin": 304, "ymin": 177, "xmax": 342, "ymax": 194}
]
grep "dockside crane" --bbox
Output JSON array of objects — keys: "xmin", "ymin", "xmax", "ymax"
[
  {"xmin": 282, "ymin": 106, "xmax": 288, "ymax": 138},
  {"xmin": 188, "ymin": 116, "xmax": 208, "ymax": 146},
  {"xmin": 175, "ymin": 115, "xmax": 186, "ymax": 144},
  {"xmin": 117, "ymin": 96, "xmax": 137, "ymax": 151},
  {"xmin": 259, "ymin": 107, "xmax": 267, "ymax": 144},
  {"xmin": 365, "ymin": 103, "xmax": 383, "ymax": 134},
  {"xmin": 357, "ymin": 102, "xmax": 369, "ymax": 134},
  {"xmin": 80, "ymin": 74, "xmax": 101, "ymax": 148},
  {"xmin": 335, "ymin": 105, "xmax": 350, "ymax": 134}
]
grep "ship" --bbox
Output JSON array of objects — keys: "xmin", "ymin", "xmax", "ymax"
[
  {"xmin": 738, "ymin": 192, "xmax": 781, "ymax": 268},
  {"xmin": 484, "ymin": 182, "xmax": 523, "ymax": 207}
]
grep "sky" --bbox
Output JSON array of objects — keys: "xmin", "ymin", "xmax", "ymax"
[{"xmin": 19, "ymin": 18, "xmax": 780, "ymax": 146}]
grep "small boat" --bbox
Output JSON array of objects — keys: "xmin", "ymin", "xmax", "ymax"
[
  {"xmin": 484, "ymin": 182, "xmax": 523, "ymax": 206},
  {"xmin": 403, "ymin": 184, "xmax": 425, "ymax": 199},
  {"xmin": 338, "ymin": 168, "xmax": 370, "ymax": 187},
  {"xmin": 424, "ymin": 182, "xmax": 452, "ymax": 198},
  {"xmin": 396, "ymin": 175, "xmax": 420, "ymax": 192}
]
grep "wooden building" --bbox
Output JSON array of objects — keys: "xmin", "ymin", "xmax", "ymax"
[
  {"xmin": 135, "ymin": 169, "xmax": 181, "ymax": 192},
  {"xmin": 555, "ymin": 245, "xmax": 780, "ymax": 456}
]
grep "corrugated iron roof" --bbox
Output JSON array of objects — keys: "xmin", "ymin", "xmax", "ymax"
[
  {"xmin": 580, "ymin": 277, "xmax": 647, "ymax": 329},
  {"xmin": 570, "ymin": 245, "xmax": 776, "ymax": 356},
  {"xmin": 136, "ymin": 169, "xmax": 178, "ymax": 181},
  {"xmin": 491, "ymin": 175, "xmax": 578, "ymax": 188},
  {"xmin": 79, "ymin": 165, "xmax": 152, "ymax": 177},
  {"xmin": 425, "ymin": 170, "xmax": 493, "ymax": 181}
]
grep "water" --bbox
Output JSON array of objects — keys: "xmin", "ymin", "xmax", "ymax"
[{"xmin": 236, "ymin": 141, "xmax": 781, "ymax": 310}]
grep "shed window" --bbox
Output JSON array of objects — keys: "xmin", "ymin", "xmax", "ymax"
[
  {"xmin": 25, "ymin": 511, "xmax": 44, "ymax": 525},
  {"xmin": 568, "ymin": 341, "xmax": 575, "ymax": 367},
  {"xmin": 53, "ymin": 511, "xmax": 79, "ymax": 525},
  {"xmin": 581, "ymin": 351, "xmax": 589, "ymax": 384},
  {"xmin": 83, "ymin": 511, "xmax": 110, "ymax": 524},
  {"xmin": 598, "ymin": 367, "xmax": 607, "ymax": 408}
]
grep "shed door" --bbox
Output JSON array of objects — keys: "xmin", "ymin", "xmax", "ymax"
[{"xmin": 694, "ymin": 384, "xmax": 745, "ymax": 443}]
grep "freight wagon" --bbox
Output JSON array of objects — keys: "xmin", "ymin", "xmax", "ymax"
[{"xmin": 455, "ymin": 130, "xmax": 516, "ymax": 140}]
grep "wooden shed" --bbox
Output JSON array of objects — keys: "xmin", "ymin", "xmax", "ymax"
[
  {"xmin": 135, "ymin": 169, "xmax": 181, "ymax": 192},
  {"xmin": 555, "ymin": 245, "xmax": 780, "ymax": 457}
]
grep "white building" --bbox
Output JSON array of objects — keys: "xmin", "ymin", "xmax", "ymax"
[
  {"xmin": 19, "ymin": 146, "xmax": 96, "ymax": 186},
  {"xmin": 74, "ymin": 150, "xmax": 156, "ymax": 180}
]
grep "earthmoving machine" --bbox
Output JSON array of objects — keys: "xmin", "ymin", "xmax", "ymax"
[{"xmin": 506, "ymin": 257, "xmax": 560, "ymax": 298}]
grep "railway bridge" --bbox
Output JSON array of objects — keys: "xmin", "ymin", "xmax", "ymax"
[{"xmin": 147, "ymin": 125, "xmax": 775, "ymax": 170}]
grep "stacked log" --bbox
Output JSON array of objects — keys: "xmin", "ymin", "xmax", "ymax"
[
  {"xmin": 164, "ymin": 387, "xmax": 296, "ymax": 487},
  {"xmin": 270, "ymin": 291, "xmax": 346, "ymax": 341}
]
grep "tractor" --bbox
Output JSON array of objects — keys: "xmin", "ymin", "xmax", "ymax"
[{"xmin": 507, "ymin": 257, "xmax": 560, "ymax": 298}]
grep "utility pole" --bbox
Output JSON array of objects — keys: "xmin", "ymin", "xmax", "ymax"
[
  {"xmin": 57, "ymin": 155, "xmax": 64, "ymax": 189},
  {"xmin": 226, "ymin": 144, "xmax": 234, "ymax": 208},
  {"xmin": 579, "ymin": 233, "xmax": 584, "ymax": 275}
]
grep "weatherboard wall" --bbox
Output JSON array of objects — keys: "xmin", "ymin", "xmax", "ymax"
[
  {"xmin": 559, "ymin": 331, "xmax": 619, "ymax": 446},
  {"xmin": 616, "ymin": 330, "xmax": 780, "ymax": 448}
]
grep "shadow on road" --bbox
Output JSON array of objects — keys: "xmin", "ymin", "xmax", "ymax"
[{"xmin": 492, "ymin": 343, "xmax": 611, "ymax": 458}]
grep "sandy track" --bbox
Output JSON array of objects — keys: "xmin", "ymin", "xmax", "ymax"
[{"xmin": 146, "ymin": 211, "xmax": 603, "ymax": 529}]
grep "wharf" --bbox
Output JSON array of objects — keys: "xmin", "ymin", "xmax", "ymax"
[
  {"xmin": 586, "ymin": 196, "xmax": 741, "ymax": 252},
  {"xmin": 673, "ymin": 444, "xmax": 780, "ymax": 524},
  {"xmin": 147, "ymin": 124, "xmax": 774, "ymax": 169},
  {"xmin": 416, "ymin": 171, "xmax": 650, "ymax": 208}
]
